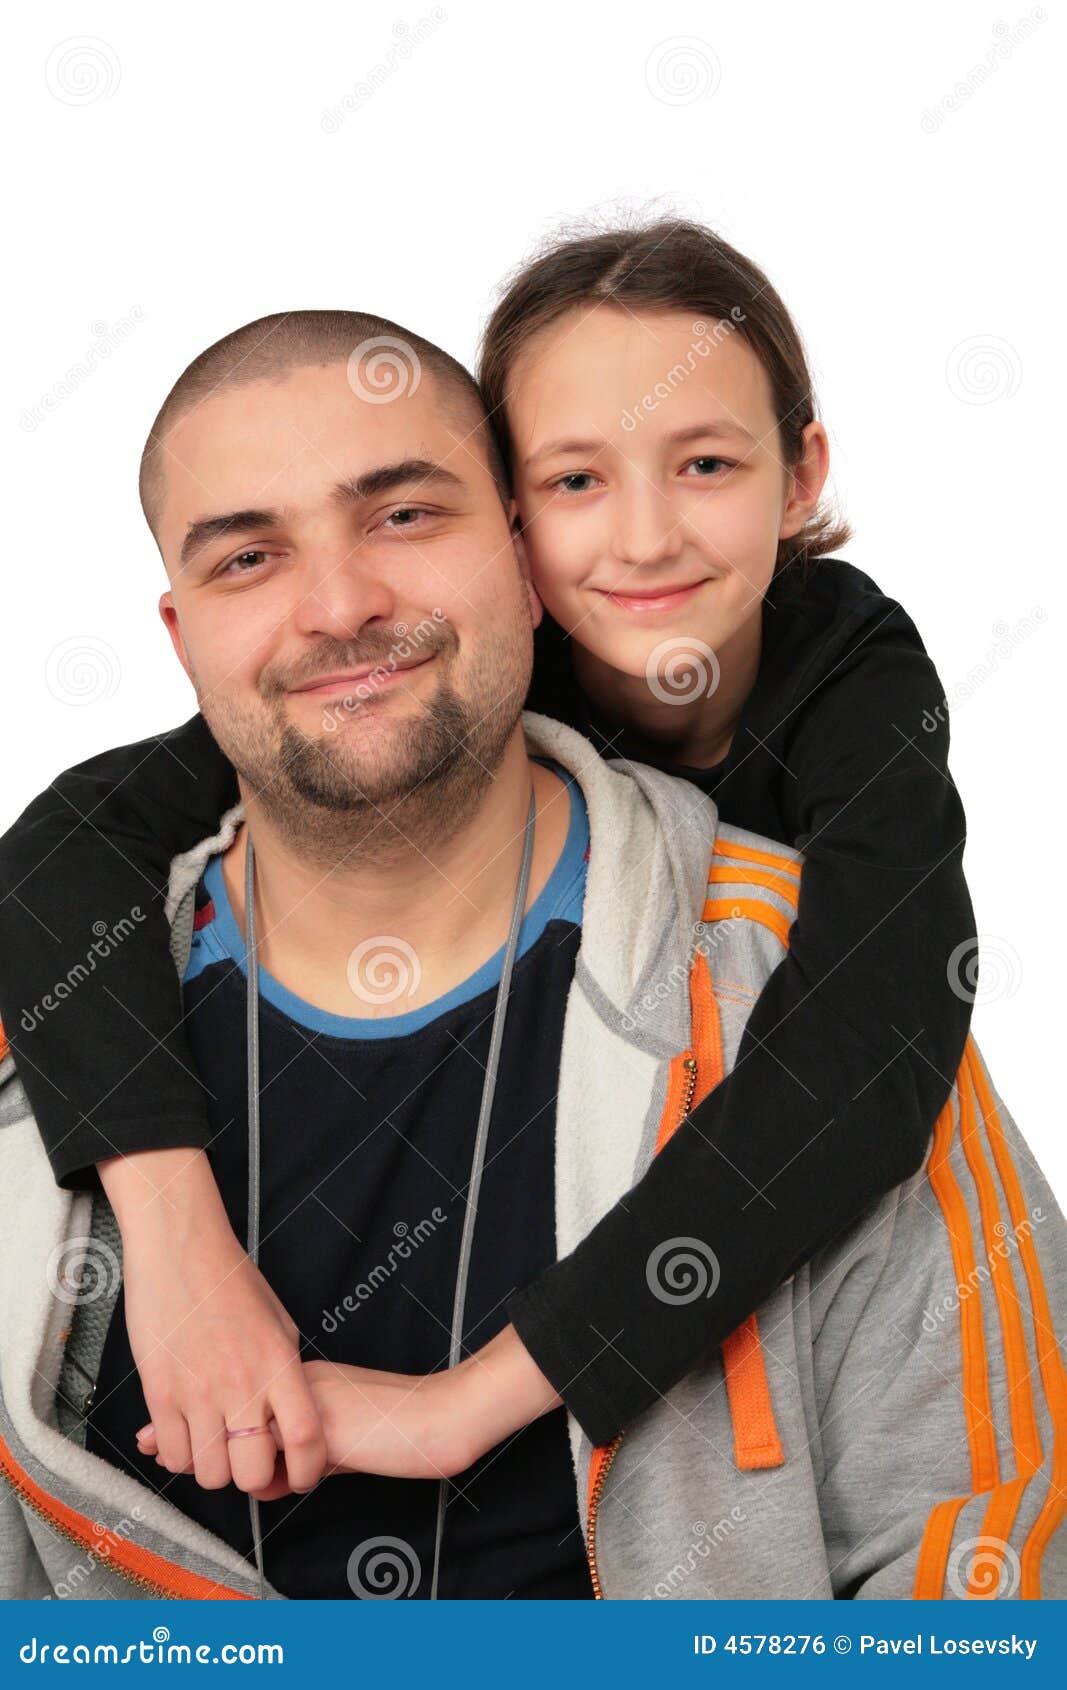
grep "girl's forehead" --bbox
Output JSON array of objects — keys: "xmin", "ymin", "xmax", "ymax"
[{"xmin": 508, "ymin": 305, "xmax": 774, "ymax": 443}]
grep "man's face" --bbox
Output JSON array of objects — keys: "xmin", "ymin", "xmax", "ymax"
[{"xmin": 157, "ymin": 359, "xmax": 539, "ymax": 830}]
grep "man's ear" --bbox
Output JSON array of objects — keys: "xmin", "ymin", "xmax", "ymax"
[
  {"xmin": 509, "ymin": 500, "xmax": 544, "ymax": 631},
  {"xmin": 158, "ymin": 591, "xmax": 194, "ymax": 683}
]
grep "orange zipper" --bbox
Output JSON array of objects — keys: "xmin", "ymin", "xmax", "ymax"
[
  {"xmin": 0, "ymin": 1428, "xmax": 250, "ymax": 1599},
  {"xmin": 585, "ymin": 1049, "xmax": 699, "ymax": 1597}
]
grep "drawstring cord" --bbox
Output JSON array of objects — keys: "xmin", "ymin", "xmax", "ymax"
[
  {"xmin": 429, "ymin": 788, "xmax": 535, "ymax": 1599},
  {"xmin": 243, "ymin": 787, "xmax": 537, "ymax": 1601}
]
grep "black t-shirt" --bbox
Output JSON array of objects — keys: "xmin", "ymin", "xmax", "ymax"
[
  {"xmin": 1, "ymin": 557, "xmax": 976, "ymax": 1448},
  {"xmin": 85, "ymin": 758, "xmax": 594, "ymax": 1600}
]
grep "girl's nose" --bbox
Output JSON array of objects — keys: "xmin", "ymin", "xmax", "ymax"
[{"xmin": 611, "ymin": 482, "xmax": 685, "ymax": 571}]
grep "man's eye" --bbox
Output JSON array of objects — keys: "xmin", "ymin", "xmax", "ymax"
[
  {"xmin": 382, "ymin": 506, "xmax": 429, "ymax": 530},
  {"xmin": 551, "ymin": 472, "xmax": 599, "ymax": 495},
  {"xmin": 219, "ymin": 549, "xmax": 271, "ymax": 576},
  {"xmin": 682, "ymin": 456, "xmax": 730, "ymax": 477}
]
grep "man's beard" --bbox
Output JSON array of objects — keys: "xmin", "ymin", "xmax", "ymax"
[{"xmin": 196, "ymin": 614, "xmax": 531, "ymax": 868}]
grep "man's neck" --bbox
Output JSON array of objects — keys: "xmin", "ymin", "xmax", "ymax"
[{"xmin": 220, "ymin": 730, "xmax": 572, "ymax": 1019}]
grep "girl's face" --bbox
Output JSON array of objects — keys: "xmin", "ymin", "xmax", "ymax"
[{"xmin": 507, "ymin": 305, "xmax": 827, "ymax": 684}]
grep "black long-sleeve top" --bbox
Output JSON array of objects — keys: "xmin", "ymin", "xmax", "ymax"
[{"xmin": 0, "ymin": 558, "xmax": 975, "ymax": 1446}]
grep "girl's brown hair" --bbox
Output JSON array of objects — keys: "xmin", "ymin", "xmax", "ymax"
[{"xmin": 479, "ymin": 218, "xmax": 851, "ymax": 574}]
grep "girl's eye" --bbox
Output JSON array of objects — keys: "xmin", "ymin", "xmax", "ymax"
[
  {"xmin": 682, "ymin": 455, "xmax": 731, "ymax": 478},
  {"xmin": 551, "ymin": 472, "xmax": 600, "ymax": 495}
]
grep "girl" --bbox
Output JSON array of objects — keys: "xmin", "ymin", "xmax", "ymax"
[{"xmin": 0, "ymin": 219, "xmax": 974, "ymax": 1497}]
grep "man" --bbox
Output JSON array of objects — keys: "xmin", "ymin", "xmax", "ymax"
[{"xmin": 1, "ymin": 313, "xmax": 1064, "ymax": 1600}]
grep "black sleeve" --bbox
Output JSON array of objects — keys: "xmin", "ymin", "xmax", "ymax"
[
  {"xmin": 0, "ymin": 714, "xmax": 238, "ymax": 1192},
  {"xmin": 505, "ymin": 632, "xmax": 976, "ymax": 1446}
]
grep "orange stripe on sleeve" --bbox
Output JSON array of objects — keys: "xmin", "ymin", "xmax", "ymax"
[
  {"xmin": 956, "ymin": 1052, "xmax": 1042, "ymax": 1594},
  {"xmin": 702, "ymin": 897, "xmax": 793, "ymax": 951},
  {"xmin": 967, "ymin": 1039, "xmax": 1067, "ymax": 1600},
  {"xmin": 912, "ymin": 1071, "xmax": 1000, "ymax": 1599},
  {"xmin": 712, "ymin": 838, "xmax": 802, "ymax": 880},
  {"xmin": 707, "ymin": 865, "xmax": 800, "ymax": 911}
]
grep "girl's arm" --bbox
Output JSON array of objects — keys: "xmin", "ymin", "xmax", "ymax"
[
  {"xmin": 0, "ymin": 717, "xmax": 327, "ymax": 1493},
  {"xmin": 0, "ymin": 713, "xmax": 236, "ymax": 1189},
  {"xmin": 503, "ymin": 624, "xmax": 976, "ymax": 1446}
]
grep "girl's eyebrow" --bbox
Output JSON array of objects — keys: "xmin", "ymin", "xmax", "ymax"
[{"xmin": 524, "ymin": 419, "xmax": 755, "ymax": 468}]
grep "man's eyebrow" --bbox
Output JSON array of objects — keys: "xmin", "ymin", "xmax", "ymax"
[
  {"xmin": 524, "ymin": 419, "xmax": 756, "ymax": 468},
  {"xmin": 179, "ymin": 460, "xmax": 466, "ymax": 568},
  {"xmin": 331, "ymin": 458, "xmax": 466, "ymax": 504},
  {"xmin": 180, "ymin": 510, "xmax": 282, "ymax": 568}
]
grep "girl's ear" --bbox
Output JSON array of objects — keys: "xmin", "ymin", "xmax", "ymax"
[{"xmin": 509, "ymin": 500, "xmax": 544, "ymax": 630}]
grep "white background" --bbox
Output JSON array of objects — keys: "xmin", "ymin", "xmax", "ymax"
[{"xmin": 5, "ymin": 1, "xmax": 1064, "ymax": 1201}]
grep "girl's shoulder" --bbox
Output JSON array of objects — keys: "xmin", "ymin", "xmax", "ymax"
[{"xmin": 762, "ymin": 556, "xmax": 932, "ymax": 708}]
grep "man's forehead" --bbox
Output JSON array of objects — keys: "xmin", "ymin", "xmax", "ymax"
[{"xmin": 162, "ymin": 366, "xmax": 477, "ymax": 524}]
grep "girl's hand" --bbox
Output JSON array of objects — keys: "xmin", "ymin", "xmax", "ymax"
[
  {"xmin": 136, "ymin": 1359, "xmax": 475, "ymax": 1499},
  {"xmin": 134, "ymin": 1324, "xmax": 562, "ymax": 1500},
  {"xmin": 101, "ymin": 1146, "xmax": 327, "ymax": 1497}
]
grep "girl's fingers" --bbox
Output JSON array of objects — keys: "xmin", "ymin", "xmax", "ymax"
[
  {"xmin": 225, "ymin": 1408, "xmax": 282, "ymax": 1495},
  {"xmin": 148, "ymin": 1407, "xmax": 193, "ymax": 1476},
  {"xmin": 186, "ymin": 1411, "xmax": 232, "ymax": 1490},
  {"xmin": 134, "ymin": 1421, "xmax": 158, "ymax": 1454},
  {"xmin": 267, "ymin": 1369, "xmax": 327, "ymax": 1494}
]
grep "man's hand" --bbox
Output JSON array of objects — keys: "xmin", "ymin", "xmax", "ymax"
[
  {"xmin": 134, "ymin": 1321, "xmax": 563, "ymax": 1499},
  {"xmin": 98, "ymin": 1146, "xmax": 327, "ymax": 1495}
]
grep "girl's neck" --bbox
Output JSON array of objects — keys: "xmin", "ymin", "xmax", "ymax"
[{"xmin": 572, "ymin": 606, "xmax": 763, "ymax": 770}]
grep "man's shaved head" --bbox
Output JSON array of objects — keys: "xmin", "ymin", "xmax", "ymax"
[{"xmin": 138, "ymin": 309, "xmax": 509, "ymax": 542}]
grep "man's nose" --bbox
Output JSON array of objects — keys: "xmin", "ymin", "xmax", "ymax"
[{"xmin": 289, "ymin": 547, "xmax": 398, "ymax": 642}]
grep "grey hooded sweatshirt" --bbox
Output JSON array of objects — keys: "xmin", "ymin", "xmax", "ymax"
[{"xmin": 1, "ymin": 711, "xmax": 1064, "ymax": 1601}]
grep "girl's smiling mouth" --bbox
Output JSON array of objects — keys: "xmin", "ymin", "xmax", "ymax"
[{"xmin": 597, "ymin": 579, "xmax": 713, "ymax": 615}]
